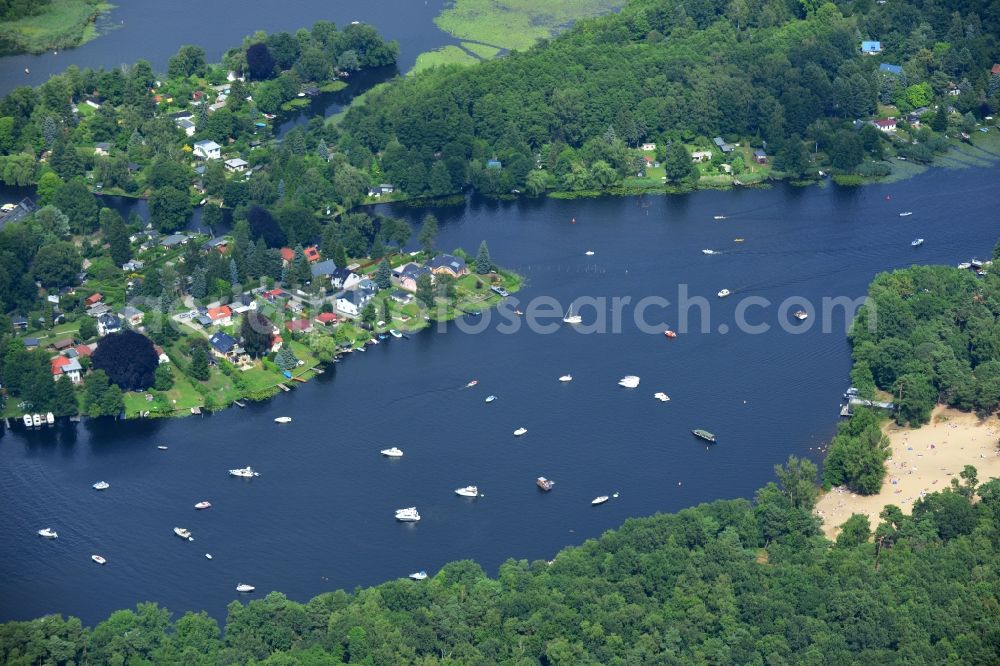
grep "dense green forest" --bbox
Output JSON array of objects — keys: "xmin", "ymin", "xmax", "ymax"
[
  {"xmin": 342, "ymin": 0, "xmax": 1000, "ymax": 195},
  {"xmin": 3, "ymin": 456, "xmax": 1000, "ymax": 664}
]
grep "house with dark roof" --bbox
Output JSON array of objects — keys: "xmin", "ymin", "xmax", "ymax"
[
  {"xmin": 391, "ymin": 290, "xmax": 414, "ymax": 305},
  {"xmin": 160, "ymin": 233, "xmax": 189, "ymax": 248},
  {"xmin": 331, "ymin": 267, "xmax": 361, "ymax": 290},
  {"xmin": 712, "ymin": 137, "xmax": 734, "ymax": 153},
  {"xmin": 97, "ymin": 313, "xmax": 122, "ymax": 336},
  {"xmin": 208, "ymin": 331, "xmax": 246, "ymax": 363},
  {"xmin": 336, "ymin": 288, "xmax": 375, "ymax": 317},
  {"xmin": 311, "ymin": 259, "xmax": 338, "ymax": 279},
  {"xmin": 428, "ymin": 254, "xmax": 469, "ymax": 278},
  {"xmin": 394, "ymin": 262, "xmax": 431, "ymax": 292},
  {"xmin": 753, "ymin": 149, "xmax": 767, "ymax": 164},
  {"xmin": 12, "ymin": 315, "xmax": 27, "ymax": 331},
  {"xmin": 121, "ymin": 306, "xmax": 144, "ymax": 327}
]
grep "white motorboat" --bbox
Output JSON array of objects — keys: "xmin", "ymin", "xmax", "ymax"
[
  {"xmin": 701, "ymin": 249, "xmax": 717, "ymax": 255},
  {"xmin": 236, "ymin": 583, "xmax": 255, "ymax": 593},
  {"xmin": 513, "ymin": 427, "xmax": 528, "ymax": 436},
  {"xmin": 713, "ymin": 215, "xmax": 726, "ymax": 220},
  {"xmin": 205, "ymin": 553, "xmax": 213, "ymax": 560},
  {"xmin": 612, "ymin": 492, "xmax": 620, "ymax": 498},
  {"xmin": 957, "ymin": 262, "xmax": 972, "ymax": 269},
  {"xmin": 32, "ymin": 413, "xmax": 42, "ymax": 426},
  {"xmin": 485, "ymin": 395, "xmax": 497, "ymax": 403},
  {"xmin": 395, "ymin": 507, "xmax": 421, "ymax": 522},
  {"xmin": 174, "ymin": 527, "xmax": 193, "ymax": 540},
  {"xmin": 274, "ymin": 416, "xmax": 292, "ymax": 424},
  {"xmin": 618, "ymin": 375, "xmax": 640, "ymax": 388},
  {"xmin": 229, "ymin": 466, "xmax": 259, "ymax": 478},
  {"xmin": 37, "ymin": 528, "xmax": 58, "ymax": 539},
  {"xmin": 793, "ymin": 310, "xmax": 808, "ymax": 321},
  {"xmin": 455, "ymin": 486, "xmax": 479, "ymax": 497},
  {"xmin": 157, "ymin": 445, "xmax": 169, "ymax": 450},
  {"xmin": 409, "ymin": 571, "xmax": 428, "ymax": 580},
  {"xmin": 389, "ymin": 329, "xmax": 403, "ymax": 338},
  {"xmin": 654, "ymin": 392, "xmax": 670, "ymax": 402},
  {"xmin": 562, "ymin": 307, "xmax": 582, "ymax": 325},
  {"xmin": 911, "ymin": 238, "xmax": 924, "ymax": 247},
  {"xmin": 92, "ymin": 481, "xmax": 110, "ymax": 491},
  {"xmin": 381, "ymin": 447, "xmax": 404, "ymax": 457},
  {"xmin": 717, "ymin": 289, "xmax": 731, "ymax": 298},
  {"xmin": 194, "ymin": 501, "xmax": 212, "ymax": 510},
  {"xmin": 536, "ymin": 477, "xmax": 555, "ymax": 491},
  {"xmin": 46, "ymin": 412, "xmax": 54, "ymax": 424},
  {"xmin": 559, "ymin": 374, "xmax": 573, "ymax": 382},
  {"xmin": 466, "ymin": 379, "xmax": 478, "ymax": 388},
  {"xmin": 21, "ymin": 414, "xmax": 31, "ymax": 427},
  {"xmin": 584, "ymin": 250, "xmax": 595, "ymax": 256},
  {"xmin": 592, "ymin": 496, "xmax": 610, "ymax": 506},
  {"xmin": 899, "ymin": 211, "xmax": 912, "ymax": 217},
  {"xmin": 91, "ymin": 555, "xmax": 106, "ymax": 565}
]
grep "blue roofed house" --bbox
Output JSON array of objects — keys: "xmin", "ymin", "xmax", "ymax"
[
  {"xmin": 336, "ymin": 287, "xmax": 376, "ymax": 318},
  {"xmin": 879, "ymin": 63, "xmax": 902, "ymax": 75},
  {"xmin": 310, "ymin": 259, "xmax": 338, "ymax": 281},
  {"xmin": 208, "ymin": 331, "xmax": 247, "ymax": 363},
  {"xmin": 428, "ymin": 254, "xmax": 469, "ymax": 278},
  {"xmin": 330, "ymin": 267, "xmax": 361, "ymax": 290},
  {"xmin": 393, "ymin": 262, "xmax": 431, "ymax": 292},
  {"xmin": 712, "ymin": 137, "xmax": 733, "ymax": 153},
  {"xmin": 861, "ymin": 41, "xmax": 882, "ymax": 55},
  {"xmin": 97, "ymin": 313, "xmax": 122, "ymax": 336}
]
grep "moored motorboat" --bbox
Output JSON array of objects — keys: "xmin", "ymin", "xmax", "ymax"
[
  {"xmin": 957, "ymin": 262, "xmax": 972, "ymax": 269},
  {"xmin": 38, "ymin": 528, "xmax": 58, "ymax": 539},
  {"xmin": 455, "ymin": 486, "xmax": 479, "ymax": 497},
  {"xmin": 205, "ymin": 553, "xmax": 213, "ymax": 560},
  {"xmin": 380, "ymin": 447, "xmax": 404, "ymax": 457},
  {"xmin": 911, "ymin": 238, "xmax": 924, "ymax": 247},
  {"xmin": 229, "ymin": 466, "xmax": 259, "ymax": 477},
  {"xmin": 236, "ymin": 583, "xmax": 255, "ymax": 593},
  {"xmin": 174, "ymin": 527, "xmax": 193, "ymax": 540},
  {"xmin": 389, "ymin": 329, "xmax": 402, "ymax": 338},
  {"xmin": 409, "ymin": 571, "xmax": 428, "ymax": 580},
  {"xmin": 46, "ymin": 412, "xmax": 54, "ymax": 424},
  {"xmin": 654, "ymin": 392, "xmax": 670, "ymax": 402},
  {"xmin": 91, "ymin": 555, "xmax": 106, "ymax": 565},
  {"xmin": 592, "ymin": 496, "xmax": 610, "ymax": 506},
  {"xmin": 559, "ymin": 374, "xmax": 572, "ymax": 382},
  {"xmin": 513, "ymin": 427, "xmax": 528, "ymax": 436},
  {"xmin": 692, "ymin": 429, "xmax": 717, "ymax": 443},
  {"xmin": 618, "ymin": 375, "xmax": 640, "ymax": 388},
  {"xmin": 32, "ymin": 413, "xmax": 42, "ymax": 427},
  {"xmin": 794, "ymin": 310, "xmax": 808, "ymax": 320},
  {"xmin": 485, "ymin": 395, "xmax": 497, "ymax": 403},
  {"xmin": 717, "ymin": 289, "xmax": 731, "ymax": 298},
  {"xmin": 92, "ymin": 481, "xmax": 110, "ymax": 491},
  {"xmin": 395, "ymin": 507, "xmax": 421, "ymax": 522},
  {"xmin": 22, "ymin": 414, "xmax": 31, "ymax": 427},
  {"xmin": 194, "ymin": 501, "xmax": 212, "ymax": 510},
  {"xmin": 664, "ymin": 330, "xmax": 677, "ymax": 338},
  {"xmin": 274, "ymin": 416, "xmax": 292, "ymax": 424},
  {"xmin": 536, "ymin": 477, "xmax": 555, "ymax": 491}
]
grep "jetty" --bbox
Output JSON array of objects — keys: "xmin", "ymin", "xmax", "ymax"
[
  {"xmin": 233, "ymin": 400, "xmax": 246, "ymax": 408},
  {"xmin": 277, "ymin": 383, "xmax": 291, "ymax": 392}
]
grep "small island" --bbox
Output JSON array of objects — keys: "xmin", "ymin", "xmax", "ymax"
[{"xmin": 0, "ymin": 0, "xmax": 113, "ymax": 55}]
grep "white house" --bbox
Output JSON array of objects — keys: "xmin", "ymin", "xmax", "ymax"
[
  {"xmin": 336, "ymin": 288, "xmax": 375, "ymax": 317},
  {"xmin": 224, "ymin": 158, "xmax": 248, "ymax": 173},
  {"xmin": 641, "ymin": 142, "xmax": 657, "ymax": 151},
  {"xmin": 176, "ymin": 118, "xmax": 196, "ymax": 136},
  {"xmin": 691, "ymin": 150, "xmax": 713, "ymax": 163},
  {"xmin": 193, "ymin": 140, "xmax": 221, "ymax": 160}
]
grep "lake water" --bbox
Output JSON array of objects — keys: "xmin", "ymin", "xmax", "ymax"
[
  {"xmin": 0, "ymin": 0, "xmax": 451, "ymax": 96},
  {"xmin": 1, "ymin": 164, "xmax": 998, "ymax": 626}
]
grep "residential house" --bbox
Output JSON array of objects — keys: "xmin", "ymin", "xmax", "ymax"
[
  {"xmin": 286, "ymin": 318, "xmax": 313, "ymax": 334},
  {"xmin": 160, "ymin": 233, "xmax": 189, "ymax": 248},
  {"xmin": 23, "ymin": 337, "xmax": 39, "ymax": 350},
  {"xmin": 336, "ymin": 288, "xmax": 375, "ymax": 317},
  {"xmin": 193, "ymin": 140, "xmax": 221, "ymax": 160},
  {"xmin": 873, "ymin": 118, "xmax": 897, "ymax": 133},
  {"xmin": 861, "ymin": 40, "xmax": 882, "ymax": 55},
  {"xmin": 195, "ymin": 314, "xmax": 213, "ymax": 327},
  {"xmin": 202, "ymin": 237, "xmax": 229, "ymax": 253},
  {"xmin": 121, "ymin": 306, "xmax": 144, "ymax": 327},
  {"xmin": 85, "ymin": 293, "xmax": 103, "ymax": 307},
  {"xmin": 315, "ymin": 312, "xmax": 338, "ymax": 327},
  {"xmin": 879, "ymin": 63, "xmax": 902, "ymax": 75},
  {"xmin": 224, "ymin": 158, "xmax": 248, "ymax": 173},
  {"xmin": 94, "ymin": 142, "xmax": 111, "ymax": 157},
  {"xmin": 391, "ymin": 290, "xmax": 413, "ymax": 305},
  {"xmin": 753, "ymin": 149, "xmax": 767, "ymax": 164},
  {"xmin": 86, "ymin": 303, "xmax": 111, "ymax": 318},
  {"xmin": 368, "ymin": 183, "xmax": 395, "ymax": 197},
  {"xmin": 712, "ymin": 137, "xmax": 734, "ymax": 153},
  {"xmin": 51, "ymin": 356, "xmax": 83, "ymax": 384},
  {"xmin": 208, "ymin": 331, "xmax": 246, "ymax": 363},
  {"xmin": 394, "ymin": 262, "xmax": 431, "ymax": 292},
  {"xmin": 154, "ymin": 345, "xmax": 170, "ymax": 364},
  {"xmin": 52, "ymin": 337, "xmax": 75, "ymax": 352},
  {"xmin": 263, "ymin": 288, "xmax": 289, "ymax": 303},
  {"xmin": 12, "ymin": 315, "xmax": 27, "ymax": 331},
  {"xmin": 122, "ymin": 259, "xmax": 144, "ymax": 272},
  {"xmin": 176, "ymin": 118, "xmax": 196, "ymax": 136},
  {"xmin": 331, "ymin": 267, "xmax": 362, "ymax": 291},
  {"xmin": 640, "ymin": 142, "xmax": 656, "ymax": 151},
  {"xmin": 303, "ymin": 246, "xmax": 320, "ymax": 262},
  {"xmin": 74, "ymin": 343, "xmax": 94, "ymax": 358},
  {"xmin": 311, "ymin": 259, "xmax": 338, "ymax": 280},
  {"xmin": 270, "ymin": 333, "xmax": 283, "ymax": 353},
  {"xmin": 206, "ymin": 305, "xmax": 233, "ymax": 326},
  {"xmin": 691, "ymin": 150, "xmax": 713, "ymax": 163},
  {"xmin": 232, "ymin": 293, "xmax": 257, "ymax": 315},
  {"xmin": 428, "ymin": 254, "xmax": 469, "ymax": 278},
  {"xmin": 97, "ymin": 313, "xmax": 122, "ymax": 336},
  {"xmin": 947, "ymin": 82, "xmax": 960, "ymax": 96}
]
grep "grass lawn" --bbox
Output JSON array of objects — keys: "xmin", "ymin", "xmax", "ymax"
[
  {"xmin": 411, "ymin": 46, "xmax": 479, "ymax": 74},
  {"xmin": 0, "ymin": 1, "xmax": 113, "ymax": 54},
  {"xmin": 27, "ymin": 320, "xmax": 82, "ymax": 345},
  {"xmin": 280, "ymin": 97, "xmax": 311, "ymax": 111},
  {"xmin": 435, "ymin": 0, "xmax": 625, "ymax": 52},
  {"xmin": 318, "ymin": 81, "xmax": 348, "ymax": 93}
]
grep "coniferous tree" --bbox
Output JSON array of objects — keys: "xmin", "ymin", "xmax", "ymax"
[
  {"xmin": 375, "ymin": 259, "xmax": 391, "ymax": 290},
  {"xmin": 475, "ymin": 241, "xmax": 492, "ymax": 274}
]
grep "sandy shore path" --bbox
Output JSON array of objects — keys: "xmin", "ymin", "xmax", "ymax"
[{"xmin": 816, "ymin": 406, "xmax": 1000, "ymax": 540}]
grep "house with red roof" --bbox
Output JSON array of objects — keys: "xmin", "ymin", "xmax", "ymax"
[
  {"xmin": 271, "ymin": 333, "xmax": 283, "ymax": 353},
  {"xmin": 85, "ymin": 293, "xmax": 103, "ymax": 306},
  {"xmin": 280, "ymin": 246, "xmax": 321, "ymax": 265},
  {"xmin": 873, "ymin": 118, "xmax": 897, "ymax": 133},
  {"xmin": 314, "ymin": 312, "xmax": 338, "ymax": 326},
  {"xmin": 206, "ymin": 305, "xmax": 232, "ymax": 326},
  {"xmin": 51, "ymin": 355, "xmax": 83, "ymax": 384},
  {"xmin": 285, "ymin": 318, "xmax": 313, "ymax": 333},
  {"xmin": 74, "ymin": 343, "xmax": 94, "ymax": 358}
]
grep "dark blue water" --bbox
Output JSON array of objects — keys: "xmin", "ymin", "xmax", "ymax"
[
  {"xmin": 1, "ymin": 165, "xmax": 998, "ymax": 626},
  {"xmin": 0, "ymin": 0, "xmax": 451, "ymax": 97}
]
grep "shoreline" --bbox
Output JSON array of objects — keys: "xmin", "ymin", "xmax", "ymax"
[
  {"xmin": 816, "ymin": 406, "xmax": 1000, "ymax": 540},
  {"xmin": 0, "ymin": 1, "xmax": 114, "ymax": 56}
]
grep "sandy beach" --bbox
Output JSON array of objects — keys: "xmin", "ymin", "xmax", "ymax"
[{"xmin": 816, "ymin": 406, "xmax": 1000, "ymax": 540}]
